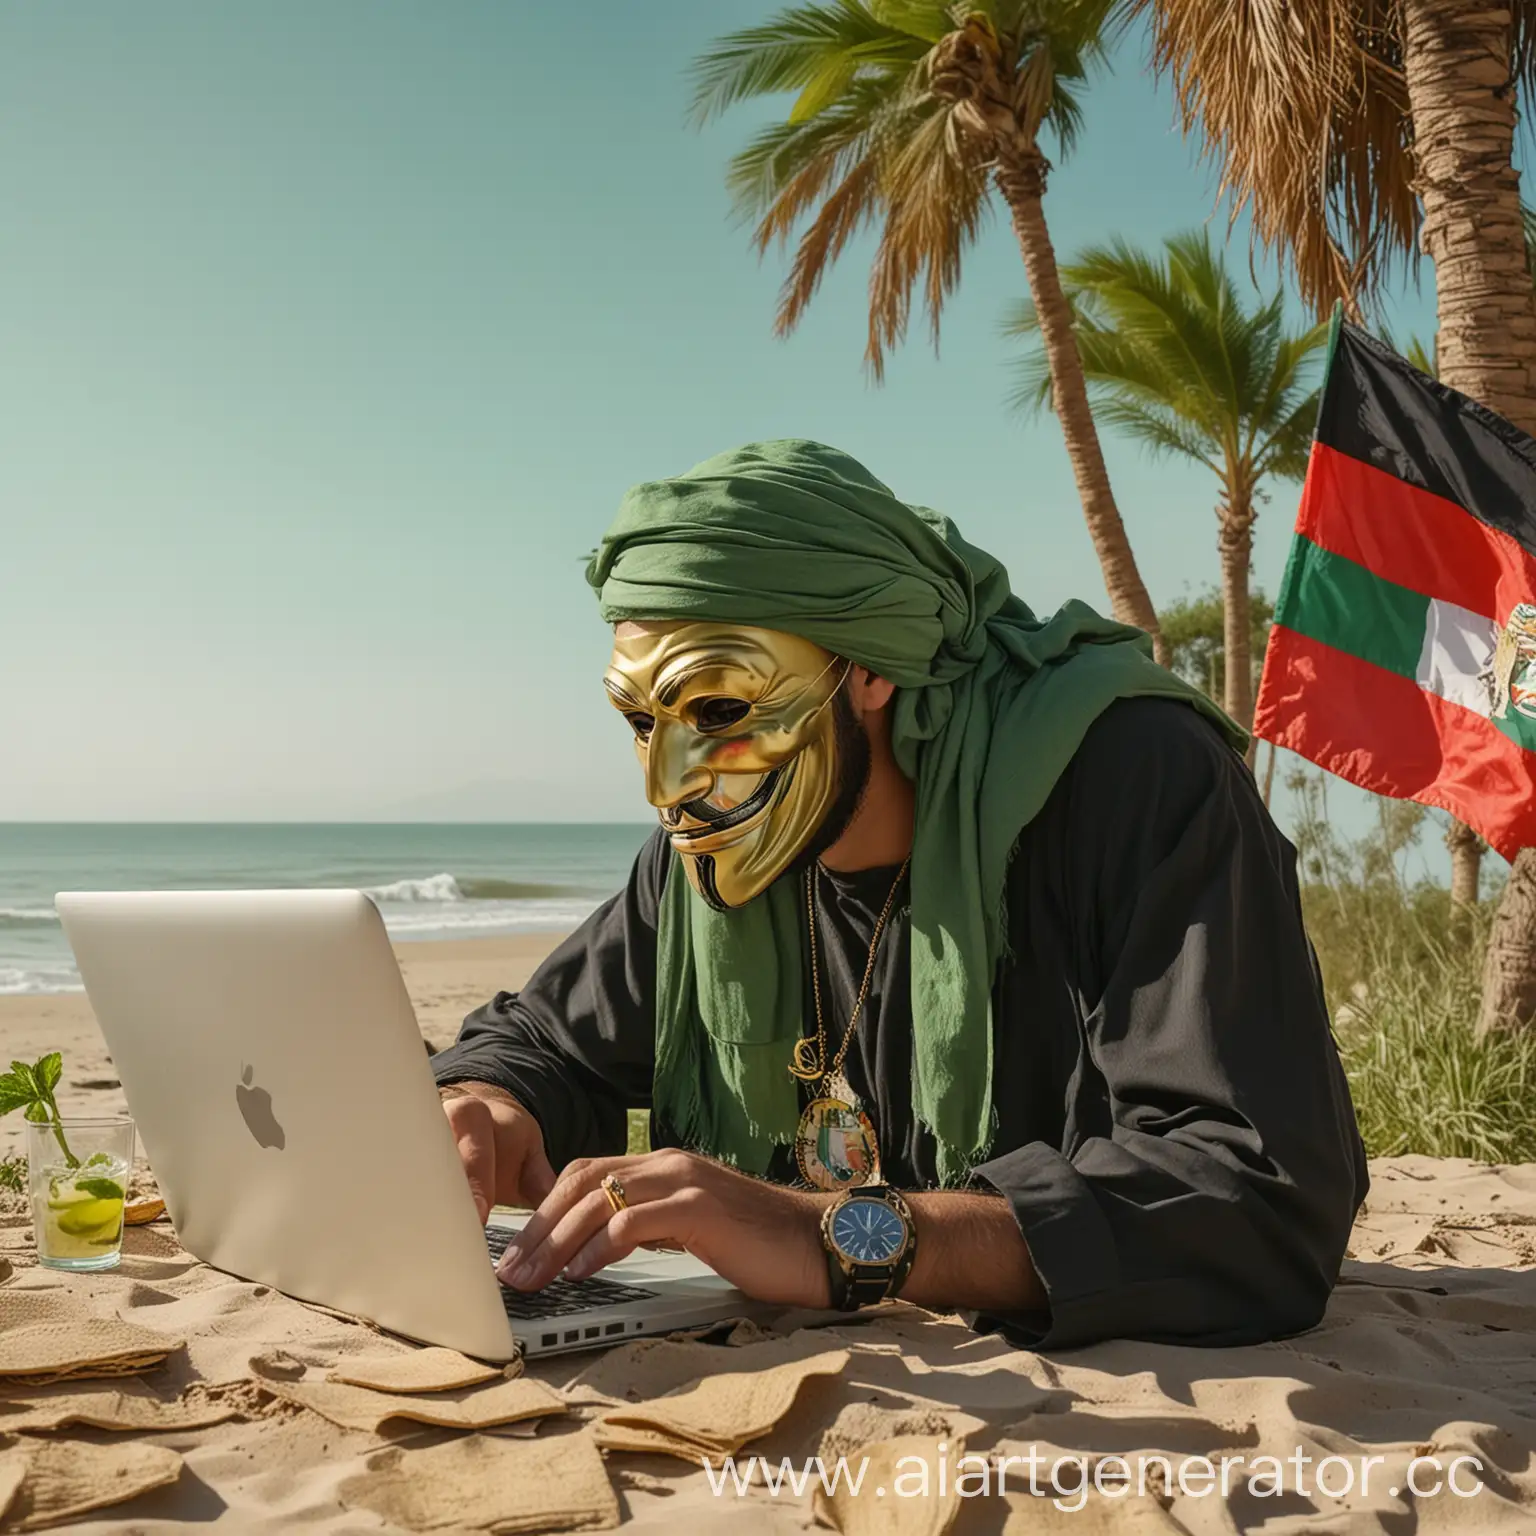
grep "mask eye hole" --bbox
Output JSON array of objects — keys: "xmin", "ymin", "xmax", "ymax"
[
  {"xmin": 625, "ymin": 712, "xmax": 656, "ymax": 741},
  {"xmin": 693, "ymin": 697, "xmax": 752, "ymax": 733}
]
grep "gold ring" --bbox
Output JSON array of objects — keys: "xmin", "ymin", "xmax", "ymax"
[{"xmin": 601, "ymin": 1173, "xmax": 628, "ymax": 1215}]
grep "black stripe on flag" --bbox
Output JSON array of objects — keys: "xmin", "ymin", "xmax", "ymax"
[{"xmin": 1317, "ymin": 318, "xmax": 1536, "ymax": 560}]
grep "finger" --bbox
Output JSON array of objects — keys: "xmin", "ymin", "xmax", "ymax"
[
  {"xmin": 499, "ymin": 1186, "xmax": 613, "ymax": 1290},
  {"xmin": 506, "ymin": 1154, "xmax": 701, "ymax": 1286},
  {"xmin": 518, "ymin": 1144, "xmax": 558, "ymax": 1210},
  {"xmin": 565, "ymin": 1192, "xmax": 703, "ymax": 1280},
  {"xmin": 444, "ymin": 1099, "xmax": 494, "ymax": 1225},
  {"xmin": 501, "ymin": 1154, "xmax": 629, "ymax": 1268}
]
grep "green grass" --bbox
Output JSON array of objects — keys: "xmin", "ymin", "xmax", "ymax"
[
  {"xmin": 0, "ymin": 1154, "xmax": 25, "ymax": 1195},
  {"xmin": 1329, "ymin": 905, "xmax": 1536, "ymax": 1163}
]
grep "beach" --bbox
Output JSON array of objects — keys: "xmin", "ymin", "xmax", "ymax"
[
  {"xmin": 0, "ymin": 933, "xmax": 554, "ymax": 1161},
  {"xmin": 0, "ymin": 933, "xmax": 1531, "ymax": 1530}
]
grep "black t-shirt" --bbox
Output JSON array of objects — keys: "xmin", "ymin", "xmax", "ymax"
[{"xmin": 432, "ymin": 698, "xmax": 1368, "ymax": 1349}]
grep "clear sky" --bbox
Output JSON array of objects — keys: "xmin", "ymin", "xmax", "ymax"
[{"xmin": 1, "ymin": 2, "xmax": 1441, "ymax": 827}]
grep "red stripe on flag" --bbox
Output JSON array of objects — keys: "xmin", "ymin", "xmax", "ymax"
[
  {"xmin": 1254, "ymin": 625, "xmax": 1536, "ymax": 860},
  {"xmin": 1297, "ymin": 442, "xmax": 1536, "ymax": 622}
]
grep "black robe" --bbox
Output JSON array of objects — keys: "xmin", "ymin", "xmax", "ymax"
[{"xmin": 431, "ymin": 697, "xmax": 1368, "ymax": 1350}]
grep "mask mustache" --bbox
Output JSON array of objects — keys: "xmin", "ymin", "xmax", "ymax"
[{"xmin": 665, "ymin": 766, "xmax": 785, "ymax": 839}]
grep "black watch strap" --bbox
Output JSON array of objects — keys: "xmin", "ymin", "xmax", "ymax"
[
  {"xmin": 827, "ymin": 1250, "xmax": 893, "ymax": 1310},
  {"xmin": 823, "ymin": 1187, "xmax": 917, "ymax": 1311},
  {"xmin": 847, "ymin": 1264, "xmax": 898, "ymax": 1308}
]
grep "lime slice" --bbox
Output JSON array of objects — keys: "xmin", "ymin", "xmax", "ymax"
[
  {"xmin": 46, "ymin": 1186, "xmax": 93, "ymax": 1212},
  {"xmin": 55, "ymin": 1199, "xmax": 122, "ymax": 1236}
]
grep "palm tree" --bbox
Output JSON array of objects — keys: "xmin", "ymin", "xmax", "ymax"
[
  {"xmin": 1131, "ymin": 1, "xmax": 1536, "ymax": 427},
  {"xmin": 1003, "ymin": 230, "xmax": 1324, "ymax": 738},
  {"xmin": 1131, "ymin": 0, "xmax": 1536, "ymax": 1031},
  {"xmin": 691, "ymin": 0, "xmax": 1169, "ymax": 662}
]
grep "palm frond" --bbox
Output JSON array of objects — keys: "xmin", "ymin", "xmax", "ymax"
[
  {"xmin": 697, "ymin": 0, "xmax": 1123, "ymax": 378},
  {"xmin": 868, "ymin": 0, "xmax": 953, "ymax": 43},
  {"xmin": 1405, "ymin": 334, "xmax": 1438, "ymax": 379},
  {"xmin": 999, "ymin": 294, "xmax": 1041, "ymax": 340},
  {"xmin": 862, "ymin": 101, "xmax": 992, "ymax": 374},
  {"xmin": 773, "ymin": 154, "xmax": 885, "ymax": 335},
  {"xmin": 1093, "ymin": 395, "xmax": 1224, "ymax": 471},
  {"xmin": 726, "ymin": 72, "xmax": 907, "ymax": 234},
  {"xmin": 689, "ymin": 0, "xmax": 924, "ymax": 125},
  {"xmin": 1253, "ymin": 388, "xmax": 1323, "ymax": 480},
  {"xmin": 1128, "ymin": 0, "xmax": 1418, "ymax": 317},
  {"xmin": 1004, "ymin": 227, "xmax": 1328, "ymax": 491}
]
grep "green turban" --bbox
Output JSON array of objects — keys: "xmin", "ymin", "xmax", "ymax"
[{"xmin": 587, "ymin": 440, "xmax": 1242, "ymax": 1183}]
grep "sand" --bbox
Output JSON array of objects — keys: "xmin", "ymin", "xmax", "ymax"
[{"xmin": 0, "ymin": 935, "xmax": 1531, "ymax": 1532}]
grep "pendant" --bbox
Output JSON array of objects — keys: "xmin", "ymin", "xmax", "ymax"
[
  {"xmin": 788, "ymin": 1036, "xmax": 824, "ymax": 1082},
  {"xmin": 794, "ymin": 1071, "xmax": 879, "ymax": 1192}
]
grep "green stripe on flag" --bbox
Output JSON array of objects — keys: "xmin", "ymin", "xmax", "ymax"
[{"xmin": 1278, "ymin": 536, "xmax": 1429, "ymax": 679}]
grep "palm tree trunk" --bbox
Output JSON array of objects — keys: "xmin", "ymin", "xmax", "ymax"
[
  {"xmin": 1401, "ymin": 0, "xmax": 1536, "ymax": 430},
  {"xmin": 993, "ymin": 145, "xmax": 1170, "ymax": 667},
  {"xmin": 1444, "ymin": 818, "xmax": 1484, "ymax": 907},
  {"xmin": 1218, "ymin": 486, "xmax": 1256, "ymax": 760},
  {"xmin": 1399, "ymin": 0, "xmax": 1536, "ymax": 1033}
]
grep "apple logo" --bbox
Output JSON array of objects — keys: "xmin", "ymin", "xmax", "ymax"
[{"xmin": 236, "ymin": 1064, "xmax": 286, "ymax": 1151}]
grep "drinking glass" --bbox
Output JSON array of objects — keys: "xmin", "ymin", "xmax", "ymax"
[{"xmin": 27, "ymin": 1116, "xmax": 135, "ymax": 1272}]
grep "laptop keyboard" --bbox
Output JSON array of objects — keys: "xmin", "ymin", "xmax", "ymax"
[{"xmin": 485, "ymin": 1225, "xmax": 658, "ymax": 1321}]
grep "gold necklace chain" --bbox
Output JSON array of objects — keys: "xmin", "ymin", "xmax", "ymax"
[{"xmin": 788, "ymin": 855, "xmax": 911, "ymax": 1085}]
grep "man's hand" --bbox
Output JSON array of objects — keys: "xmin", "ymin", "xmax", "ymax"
[
  {"xmin": 494, "ymin": 1149, "xmax": 834, "ymax": 1308},
  {"xmin": 439, "ymin": 1084, "xmax": 557, "ymax": 1222}
]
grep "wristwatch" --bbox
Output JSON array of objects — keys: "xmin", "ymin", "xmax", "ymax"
[{"xmin": 820, "ymin": 1185, "xmax": 917, "ymax": 1311}]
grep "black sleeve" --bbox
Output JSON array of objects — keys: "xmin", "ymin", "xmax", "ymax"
[
  {"xmin": 429, "ymin": 830, "xmax": 670, "ymax": 1170},
  {"xmin": 972, "ymin": 699, "xmax": 1368, "ymax": 1349}
]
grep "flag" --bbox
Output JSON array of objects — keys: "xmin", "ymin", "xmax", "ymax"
[{"xmin": 1253, "ymin": 312, "xmax": 1536, "ymax": 859}]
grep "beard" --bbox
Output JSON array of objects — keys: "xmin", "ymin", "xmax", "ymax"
[{"xmin": 780, "ymin": 685, "xmax": 873, "ymax": 880}]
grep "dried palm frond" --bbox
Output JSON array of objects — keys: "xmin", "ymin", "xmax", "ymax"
[
  {"xmin": 1134, "ymin": 0, "xmax": 1536, "ymax": 318},
  {"xmin": 1130, "ymin": 0, "xmax": 1416, "ymax": 318}
]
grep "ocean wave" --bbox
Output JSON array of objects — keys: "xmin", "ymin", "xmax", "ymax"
[
  {"xmin": 363, "ymin": 873, "xmax": 593, "ymax": 904},
  {"xmin": 0, "ymin": 906, "xmax": 60, "ymax": 929},
  {"xmin": 0, "ymin": 964, "xmax": 83, "ymax": 996},
  {"xmin": 381, "ymin": 899, "xmax": 600, "ymax": 938},
  {"xmin": 364, "ymin": 873, "xmax": 465, "ymax": 903}
]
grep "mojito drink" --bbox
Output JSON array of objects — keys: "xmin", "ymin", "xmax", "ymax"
[{"xmin": 26, "ymin": 1119, "xmax": 135, "ymax": 1271}]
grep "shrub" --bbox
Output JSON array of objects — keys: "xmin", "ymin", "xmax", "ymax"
[{"xmin": 1290, "ymin": 769, "xmax": 1536, "ymax": 1163}]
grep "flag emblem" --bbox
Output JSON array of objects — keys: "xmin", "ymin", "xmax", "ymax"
[{"xmin": 1490, "ymin": 604, "xmax": 1536, "ymax": 722}]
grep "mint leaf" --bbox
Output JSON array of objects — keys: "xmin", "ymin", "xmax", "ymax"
[
  {"xmin": 74, "ymin": 1178, "xmax": 124, "ymax": 1201},
  {"xmin": 34, "ymin": 1053, "xmax": 61, "ymax": 1095},
  {"xmin": 22, "ymin": 1102, "xmax": 49, "ymax": 1124},
  {"xmin": 84, "ymin": 1152, "xmax": 111, "ymax": 1169},
  {"xmin": 0, "ymin": 1074, "xmax": 33, "ymax": 1116},
  {"xmin": 8, "ymin": 1063, "xmax": 37, "ymax": 1099}
]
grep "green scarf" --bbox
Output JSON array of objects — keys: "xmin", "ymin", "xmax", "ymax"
[{"xmin": 586, "ymin": 440, "xmax": 1243, "ymax": 1182}]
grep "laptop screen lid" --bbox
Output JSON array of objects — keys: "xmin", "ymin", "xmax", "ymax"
[{"xmin": 55, "ymin": 889, "xmax": 519, "ymax": 1362}]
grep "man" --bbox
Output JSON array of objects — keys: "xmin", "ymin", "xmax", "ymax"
[{"xmin": 433, "ymin": 440, "xmax": 1366, "ymax": 1349}]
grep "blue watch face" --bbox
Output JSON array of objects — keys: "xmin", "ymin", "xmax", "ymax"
[{"xmin": 831, "ymin": 1198, "xmax": 906, "ymax": 1264}]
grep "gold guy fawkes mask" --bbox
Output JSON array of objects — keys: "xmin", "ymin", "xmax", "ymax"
[{"xmin": 604, "ymin": 622, "xmax": 851, "ymax": 910}]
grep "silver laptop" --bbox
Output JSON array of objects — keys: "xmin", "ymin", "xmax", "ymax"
[{"xmin": 55, "ymin": 888, "xmax": 773, "ymax": 1361}]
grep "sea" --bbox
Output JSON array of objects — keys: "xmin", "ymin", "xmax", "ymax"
[{"xmin": 0, "ymin": 824, "xmax": 655, "ymax": 995}]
